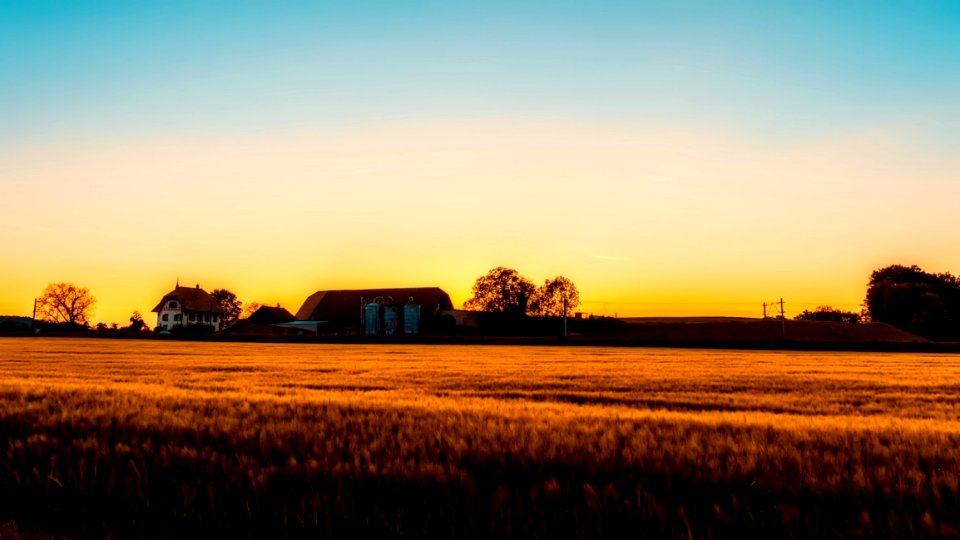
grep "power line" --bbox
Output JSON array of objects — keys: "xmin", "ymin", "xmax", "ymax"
[
  {"xmin": 761, "ymin": 298, "xmax": 786, "ymax": 339},
  {"xmin": 583, "ymin": 300, "xmax": 768, "ymax": 306}
]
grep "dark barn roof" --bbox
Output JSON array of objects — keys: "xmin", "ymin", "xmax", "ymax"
[
  {"xmin": 247, "ymin": 305, "xmax": 296, "ymax": 324},
  {"xmin": 224, "ymin": 306, "xmax": 297, "ymax": 334},
  {"xmin": 151, "ymin": 285, "xmax": 224, "ymax": 313},
  {"xmin": 295, "ymin": 287, "xmax": 453, "ymax": 325}
]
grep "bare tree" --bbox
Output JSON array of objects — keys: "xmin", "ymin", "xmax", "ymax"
[{"xmin": 36, "ymin": 283, "xmax": 96, "ymax": 326}]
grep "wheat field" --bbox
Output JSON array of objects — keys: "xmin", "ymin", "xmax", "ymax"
[{"xmin": 1, "ymin": 338, "xmax": 959, "ymax": 538}]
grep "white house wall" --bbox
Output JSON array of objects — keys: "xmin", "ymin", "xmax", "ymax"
[{"xmin": 155, "ymin": 300, "xmax": 221, "ymax": 332}]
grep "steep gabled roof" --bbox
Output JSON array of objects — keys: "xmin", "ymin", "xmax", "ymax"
[
  {"xmin": 151, "ymin": 286, "xmax": 224, "ymax": 313},
  {"xmin": 295, "ymin": 287, "xmax": 453, "ymax": 322}
]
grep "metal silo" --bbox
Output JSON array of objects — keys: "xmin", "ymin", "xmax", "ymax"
[
  {"xmin": 383, "ymin": 304, "xmax": 398, "ymax": 336},
  {"xmin": 364, "ymin": 299, "xmax": 381, "ymax": 336},
  {"xmin": 403, "ymin": 301, "xmax": 421, "ymax": 335}
]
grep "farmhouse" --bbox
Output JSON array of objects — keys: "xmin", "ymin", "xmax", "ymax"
[
  {"xmin": 295, "ymin": 287, "xmax": 453, "ymax": 334},
  {"xmin": 152, "ymin": 284, "xmax": 224, "ymax": 333}
]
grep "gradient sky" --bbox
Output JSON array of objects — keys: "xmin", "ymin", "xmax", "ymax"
[{"xmin": 2, "ymin": 1, "xmax": 959, "ymax": 325}]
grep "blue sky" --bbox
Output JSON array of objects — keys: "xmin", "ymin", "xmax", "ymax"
[{"xmin": 3, "ymin": 1, "xmax": 958, "ymax": 144}]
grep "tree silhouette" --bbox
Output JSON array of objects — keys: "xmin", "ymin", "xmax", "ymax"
[
  {"xmin": 864, "ymin": 264, "xmax": 960, "ymax": 339},
  {"xmin": 211, "ymin": 289, "xmax": 242, "ymax": 328},
  {"xmin": 241, "ymin": 301, "xmax": 262, "ymax": 319},
  {"xmin": 530, "ymin": 276, "xmax": 580, "ymax": 317},
  {"xmin": 128, "ymin": 311, "xmax": 146, "ymax": 332},
  {"xmin": 793, "ymin": 305, "xmax": 860, "ymax": 324},
  {"xmin": 464, "ymin": 267, "xmax": 535, "ymax": 315},
  {"xmin": 36, "ymin": 283, "xmax": 96, "ymax": 326}
]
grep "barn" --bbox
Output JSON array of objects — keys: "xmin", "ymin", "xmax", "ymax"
[{"xmin": 295, "ymin": 287, "xmax": 454, "ymax": 334}]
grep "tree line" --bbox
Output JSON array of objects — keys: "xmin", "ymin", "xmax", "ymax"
[
  {"xmin": 21, "ymin": 268, "xmax": 580, "ymax": 333},
  {"xmin": 23, "ymin": 284, "xmax": 249, "ymax": 333},
  {"xmin": 463, "ymin": 267, "xmax": 580, "ymax": 317},
  {"xmin": 863, "ymin": 264, "xmax": 960, "ymax": 340},
  {"xmin": 791, "ymin": 264, "xmax": 960, "ymax": 340},
  {"xmin": 463, "ymin": 264, "xmax": 960, "ymax": 340},
  {"xmin": 17, "ymin": 263, "xmax": 960, "ymax": 340}
]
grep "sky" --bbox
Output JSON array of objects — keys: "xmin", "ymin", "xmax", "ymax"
[{"xmin": 2, "ymin": 1, "xmax": 959, "ymax": 325}]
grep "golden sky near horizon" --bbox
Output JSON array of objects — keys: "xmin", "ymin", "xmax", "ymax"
[{"xmin": 4, "ymin": 117, "xmax": 959, "ymax": 325}]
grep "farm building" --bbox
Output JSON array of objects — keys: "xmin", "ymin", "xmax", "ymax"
[
  {"xmin": 224, "ymin": 305, "xmax": 300, "ymax": 336},
  {"xmin": 295, "ymin": 287, "xmax": 454, "ymax": 334},
  {"xmin": 152, "ymin": 284, "xmax": 224, "ymax": 332},
  {"xmin": 246, "ymin": 305, "xmax": 296, "ymax": 324}
]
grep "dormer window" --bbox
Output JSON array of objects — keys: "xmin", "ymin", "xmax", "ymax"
[{"xmin": 168, "ymin": 301, "xmax": 179, "ymax": 309}]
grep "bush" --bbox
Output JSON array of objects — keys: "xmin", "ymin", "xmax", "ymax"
[{"xmin": 794, "ymin": 306, "xmax": 860, "ymax": 324}]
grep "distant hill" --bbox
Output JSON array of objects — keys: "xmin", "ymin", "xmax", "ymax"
[
  {"xmin": 620, "ymin": 316, "xmax": 758, "ymax": 324},
  {"xmin": 614, "ymin": 317, "xmax": 926, "ymax": 343}
]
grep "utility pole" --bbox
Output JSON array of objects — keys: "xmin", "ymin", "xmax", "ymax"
[
  {"xmin": 762, "ymin": 302, "xmax": 768, "ymax": 319},
  {"xmin": 31, "ymin": 298, "xmax": 39, "ymax": 331},
  {"xmin": 779, "ymin": 298, "xmax": 786, "ymax": 339},
  {"xmin": 563, "ymin": 296, "xmax": 568, "ymax": 338}
]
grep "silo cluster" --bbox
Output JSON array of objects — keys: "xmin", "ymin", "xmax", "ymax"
[{"xmin": 362, "ymin": 296, "xmax": 421, "ymax": 336}]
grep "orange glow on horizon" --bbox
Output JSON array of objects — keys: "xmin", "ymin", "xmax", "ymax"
[{"xmin": 3, "ymin": 119, "xmax": 959, "ymax": 325}]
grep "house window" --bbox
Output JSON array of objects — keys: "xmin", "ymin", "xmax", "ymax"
[
  {"xmin": 203, "ymin": 314, "xmax": 209, "ymax": 322},
  {"xmin": 168, "ymin": 301, "xmax": 179, "ymax": 309},
  {"xmin": 173, "ymin": 314, "xmax": 181, "ymax": 322},
  {"xmin": 161, "ymin": 314, "xmax": 169, "ymax": 322},
  {"xmin": 189, "ymin": 313, "xmax": 196, "ymax": 322}
]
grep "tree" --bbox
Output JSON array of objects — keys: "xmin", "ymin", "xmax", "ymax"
[
  {"xmin": 211, "ymin": 289, "xmax": 242, "ymax": 328},
  {"xmin": 36, "ymin": 283, "xmax": 96, "ymax": 326},
  {"xmin": 530, "ymin": 276, "xmax": 580, "ymax": 317},
  {"xmin": 464, "ymin": 267, "xmax": 535, "ymax": 315},
  {"xmin": 794, "ymin": 305, "xmax": 860, "ymax": 324},
  {"xmin": 241, "ymin": 301, "xmax": 262, "ymax": 319},
  {"xmin": 128, "ymin": 311, "xmax": 146, "ymax": 332},
  {"xmin": 864, "ymin": 264, "xmax": 960, "ymax": 339}
]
